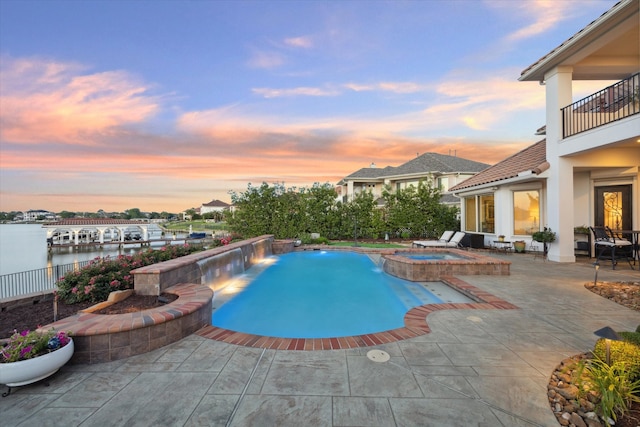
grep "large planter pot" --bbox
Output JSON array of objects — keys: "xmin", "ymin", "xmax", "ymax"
[
  {"xmin": 0, "ymin": 338, "xmax": 74, "ymax": 388},
  {"xmin": 513, "ymin": 240, "xmax": 526, "ymax": 253}
]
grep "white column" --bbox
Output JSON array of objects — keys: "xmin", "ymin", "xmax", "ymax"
[
  {"xmin": 347, "ymin": 181, "xmax": 354, "ymax": 202},
  {"xmin": 72, "ymin": 228, "xmax": 81, "ymax": 245},
  {"xmin": 545, "ymin": 66, "xmax": 575, "ymax": 262},
  {"xmin": 97, "ymin": 227, "xmax": 106, "ymax": 244}
]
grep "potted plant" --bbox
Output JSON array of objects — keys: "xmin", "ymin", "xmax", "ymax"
[
  {"xmin": 574, "ymin": 225, "xmax": 590, "ymax": 235},
  {"xmin": 498, "ymin": 235, "xmax": 505, "ymax": 242},
  {"xmin": 0, "ymin": 329, "xmax": 73, "ymax": 395},
  {"xmin": 574, "ymin": 225, "xmax": 591, "ymax": 256},
  {"xmin": 532, "ymin": 227, "xmax": 556, "ymax": 257},
  {"xmin": 513, "ymin": 240, "xmax": 526, "ymax": 253}
]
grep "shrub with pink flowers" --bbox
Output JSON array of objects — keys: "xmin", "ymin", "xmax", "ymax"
[
  {"xmin": 211, "ymin": 233, "xmax": 243, "ymax": 248},
  {"xmin": 1, "ymin": 329, "xmax": 71, "ymax": 363},
  {"xmin": 55, "ymin": 244, "xmax": 202, "ymax": 304}
]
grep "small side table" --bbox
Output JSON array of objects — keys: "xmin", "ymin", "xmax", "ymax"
[{"xmin": 493, "ymin": 240, "xmax": 512, "ymax": 254}]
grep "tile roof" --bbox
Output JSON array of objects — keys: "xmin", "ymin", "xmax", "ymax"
[
  {"xmin": 202, "ymin": 199, "xmax": 230, "ymax": 207},
  {"xmin": 44, "ymin": 218, "xmax": 148, "ymax": 226},
  {"xmin": 342, "ymin": 153, "xmax": 489, "ymax": 181},
  {"xmin": 449, "ymin": 140, "xmax": 548, "ymax": 192}
]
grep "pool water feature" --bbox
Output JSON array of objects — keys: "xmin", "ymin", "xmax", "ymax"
[{"xmin": 212, "ymin": 251, "xmax": 473, "ymax": 339}]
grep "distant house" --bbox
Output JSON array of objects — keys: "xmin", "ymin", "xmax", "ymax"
[
  {"xmin": 450, "ymin": 0, "xmax": 639, "ymax": 262},
  {"xmin": 22, "ymin": 209, "xmax": 57, "ymax": 222},
  {"xmin": 336, "ymin": 152, "xmax": 489, "ymax": 208},
  {"xmin": 200, "ymin": 199, "xmax": 231, "ymax": 215}
]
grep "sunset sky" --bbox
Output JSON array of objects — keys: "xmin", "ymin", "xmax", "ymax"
[{"xmin": 0, "ymin": 0, "xmax": 618, "ymax": 214}]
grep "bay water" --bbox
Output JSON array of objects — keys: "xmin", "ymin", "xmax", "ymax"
[{"xmin": 0, "ymin": 223, "xmax": 171, "ymax": 276}]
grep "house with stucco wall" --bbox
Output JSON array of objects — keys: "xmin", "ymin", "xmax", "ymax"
[
  {"xmin": 200, "ymin": 199, "xmax": 231, "ymax": 215},
  {"xmin": 450, "ymin": 0, "xmax": 639, "ymax": 262},
  {"xmin": 337, "ymin": 152, "xmax": 489, "ymax": 209}
]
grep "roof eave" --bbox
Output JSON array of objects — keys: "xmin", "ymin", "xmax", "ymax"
[
  {"xmin": 519, "ymin": 0, "xmax": 634, "ymax": 82},
  {"xmin": 451, "ymin": 173, "xmax": 547, "ymax": 196}
]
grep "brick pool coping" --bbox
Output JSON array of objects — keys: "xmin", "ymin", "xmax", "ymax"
[
  {"xmin": 40, "ymin": 283, "xmax": 212, "ymax": 364},
  {"xmin": 196, "ymin": 276, "xmax": 518, "ymax": 350}
]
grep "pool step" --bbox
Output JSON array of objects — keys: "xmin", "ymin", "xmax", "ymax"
[{"xmin": 388, "ymin": 282, "xmax": 439, "ymax": 310}]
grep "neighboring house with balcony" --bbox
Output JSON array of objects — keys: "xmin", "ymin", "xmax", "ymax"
[
  {"xmin": 22, "ymin": 209, "xmax": 57, "ymax": 222},
  {"xmin": 450, "ymin": 0, "xmax": 639, "ymax": 262},
  {"xmin": 336, "ymin": 152, "xmax": 489, "ymax": 208}
]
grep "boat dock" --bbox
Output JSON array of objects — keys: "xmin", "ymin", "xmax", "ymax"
[{"xmin": 42, "ymin": 218, "xmax": 211, "ymax": 251}]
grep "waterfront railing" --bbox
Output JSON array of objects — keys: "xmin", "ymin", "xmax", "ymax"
[{"xmin": 0, "ymin": 260, "xmax": 93, "ymax": 301}]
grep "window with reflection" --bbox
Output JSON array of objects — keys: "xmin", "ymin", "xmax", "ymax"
[
  {"xmin": 479, "ymin": 195, "xmax": 494, "ymax": 233},
  {"xmin": 464, "ymin": 197, "xmax": 477, "ymax": 232},
  {"xmin": 513, "ymin": 190, "xmax": 539, "ymax": 235},
  {"xmin": 464, "ymin": 194, "xmax": 493, "ymax": 233}
]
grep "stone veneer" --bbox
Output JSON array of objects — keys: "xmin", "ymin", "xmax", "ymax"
[
  {"xmin": 38, "ymin": 236, "xmax": 274, "ymax": 364},
  {"xmin": 132, "ymin": 235, "xmax": 273, "ymax": 295},
  {"xmin": 41, "ymin": 283, "xmax": 212, "ymax": 364},
  {"xmin": 381, "ymin": 248, "xmax": 510, "ymax": 281}
]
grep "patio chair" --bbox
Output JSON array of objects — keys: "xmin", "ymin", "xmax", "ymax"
[
  {"xmin": 413, "ymin": 230, "xmax": 454, "ymax": 248},
  {"xmin": 443, "ymin": 231, "xmax": 466, "ymax": 248},
  {"xmin": 589, "ymin": 226, "xmax": 634, "ymax": 270}
]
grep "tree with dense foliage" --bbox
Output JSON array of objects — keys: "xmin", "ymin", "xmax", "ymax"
[
  {"xmin": 58, "ymin": 211, "xmax": 76, "ymax": 219},
  {"xmin": 382, "ymin": 180, "xmax": 459, "ymax": 238},
  {"xmin": 123, "ymin": 208, "xmax": 143, "ymax": 219},
  {"xmin": 226, "ymin": 182, "xmax": 297, "ymax": 238},
  {"xmin": 225, "ymin": 181, "xmax": 459, "ymax": 240}
]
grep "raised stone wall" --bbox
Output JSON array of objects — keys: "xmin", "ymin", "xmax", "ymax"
[{"xmin": 132, "ymin": 235, "xmax": 274, "ymax": 295}]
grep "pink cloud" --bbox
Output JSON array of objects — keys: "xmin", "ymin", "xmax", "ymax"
[{"xmin": 0, "ymin": 56, "xmax": 160, "ymax": 145}]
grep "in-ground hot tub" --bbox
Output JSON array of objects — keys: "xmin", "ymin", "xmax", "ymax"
[{"xmin": 381, "ymin": 248, "xmax": 510, "ymax": 281}]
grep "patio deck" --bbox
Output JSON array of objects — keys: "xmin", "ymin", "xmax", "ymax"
[{"xmin": 2, "ymin": 252, "xmax": 638, "ymax": 426}]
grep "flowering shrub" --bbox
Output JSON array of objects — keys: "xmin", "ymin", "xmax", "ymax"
[
  {"xmin": 56, "ymin": 244, "xmax": 202, "ymax": 304},
  {"xmin": 1, "ymin": 329, "xmax": 71, "ymax": 363},
  {"xmin": 211, "ymin": 233, "xmax": 243, "ymax": 248}
]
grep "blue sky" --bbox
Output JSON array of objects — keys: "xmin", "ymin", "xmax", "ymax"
[{"xmin": 0, "ymin": 0, "xmax": 618, "ymax": 213}]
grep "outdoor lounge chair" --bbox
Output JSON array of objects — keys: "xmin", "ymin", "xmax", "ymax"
[
  {"xmin": 443, "ymin": 231, "xmax": 466, "ymax": 248},
  {"xmin": 413, "ymin": 230, "xmax": 454, "ymax": 248},
  {"xmin": 589, "ymin": 226, "xmax": 634, "ymax": 270}
]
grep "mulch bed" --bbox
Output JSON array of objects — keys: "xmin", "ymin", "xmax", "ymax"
[{"xmin": 0, "ymin": 293, "xmax": 178, "ymax": 339}]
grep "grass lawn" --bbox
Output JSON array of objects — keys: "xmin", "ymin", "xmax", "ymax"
[{"xmin": 162, "ymin": 220, "xmax": 228, "ymax": 232}]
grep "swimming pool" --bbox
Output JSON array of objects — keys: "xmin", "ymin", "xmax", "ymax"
[{"xmin": 211, "ymin": 250, "xmax": 471, "ymax": 339}]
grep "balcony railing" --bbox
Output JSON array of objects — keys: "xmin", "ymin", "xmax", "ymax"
[{"xmin": 562, "ymin": 73, "xmax": 639, "ymax": 138}]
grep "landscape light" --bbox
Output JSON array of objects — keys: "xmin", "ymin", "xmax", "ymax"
[{"xmin": 594, "ymin": 326, "xmax": 621, "ymax": 365}]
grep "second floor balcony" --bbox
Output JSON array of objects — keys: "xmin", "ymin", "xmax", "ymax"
[{"xmin": 562, "ymin": 72, "xmax": 639, "ymax": 139}]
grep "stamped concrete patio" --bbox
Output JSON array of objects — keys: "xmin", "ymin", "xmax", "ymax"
[{"xmin": 2, "ymin": 253, "xmax": 638, "ymax": 427}]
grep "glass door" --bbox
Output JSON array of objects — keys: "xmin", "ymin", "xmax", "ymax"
[{"xmin": 595, "ymin": 185, "xmax": 631, "ymax": 231}]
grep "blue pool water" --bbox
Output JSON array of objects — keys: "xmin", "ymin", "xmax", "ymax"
[{"xmin": 211, "ymin": 251, "xmax": 446, "ymax": 339}]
